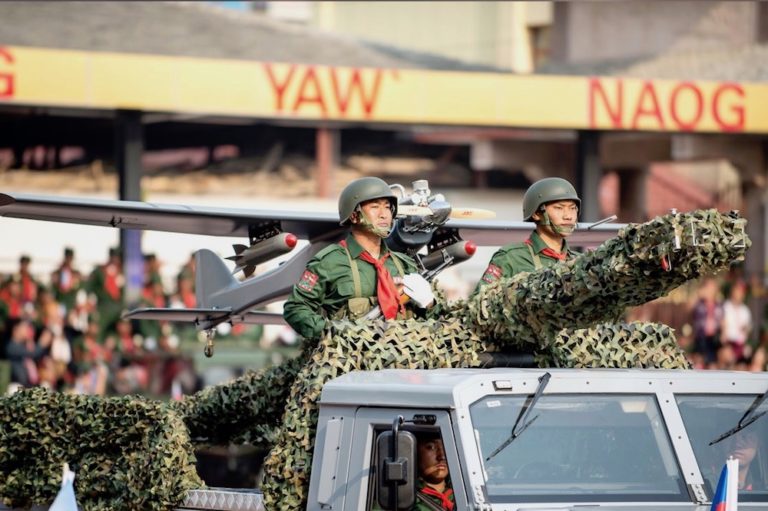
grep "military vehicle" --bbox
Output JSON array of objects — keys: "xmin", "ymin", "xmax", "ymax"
[
  {"xmin": 0, "ymin": 181, "xmax": 758, "ymax": 511},
  {"xmin": 4, "ymin": 367, "xmax": 763, "ymax": 511}
]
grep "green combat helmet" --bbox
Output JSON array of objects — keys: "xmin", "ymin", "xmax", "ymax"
[
  {"xmin": 338, "ymin": 176, "xmax": 398, "ymax": 225},
  {"xmin": 523, "ymin": 177, "xmax": 581, "ymax": 221}
]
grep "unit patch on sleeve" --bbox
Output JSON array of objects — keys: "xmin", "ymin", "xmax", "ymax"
[
  {"xmin": 481, "ymin": 263, "xmax": 503, "ymax": 284},
  {"xmin": 298, "ymin": 270, "xmax": 319, "ymax": 292}
]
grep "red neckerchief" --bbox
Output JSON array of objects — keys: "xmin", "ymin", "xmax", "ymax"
[
  {"xmin": 420, "ymin": 486, "xmax": 454, "ymax": 511},
  {"xmin": 340, "ymin": 240, "xmax": 402, "ymax": 320},
  {"xmin": 525, "ymin": 238, "xmax": 567, "ymax": 261},
  {"xmin": 21, "ymin": 274, "xmax": 36, "ymax": 303},
  {"xmin": 104, "ymin": 264, "xmax": 121, "ymax": 301}
]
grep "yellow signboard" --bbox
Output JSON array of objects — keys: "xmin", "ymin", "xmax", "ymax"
[{"xmin": 2, "ymin": 45, "xmax": 767, "ymax": 134}]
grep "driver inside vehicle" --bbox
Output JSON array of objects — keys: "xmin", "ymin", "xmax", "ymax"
[
  {"xmin": 729, "ymin": 429, "xmax": 761, "ymax": 491},
  {"xmin": 708, "ymin": 428, "xmax": 762, "ymax": 492},
  {"xmin": 413, "ymin": 432, "xmax": 454, "ymax": 511}
]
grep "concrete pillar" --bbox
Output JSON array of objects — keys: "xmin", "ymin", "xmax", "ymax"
[
  {"xmin": 615, "ymin": 167, "xmax": 647, "ymax": 223},
  {"xmin": 575, "ymin": 130, "xmax": 601, "ymax": 222},
  {"xmin": 114, "ymin": 110, "xmax": 144, "ymax": 305},
  {"xmin": 316, "ymin": 127, "xmax": 339, "ymax": 199}
]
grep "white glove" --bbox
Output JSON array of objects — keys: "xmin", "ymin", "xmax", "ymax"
[{"xmin": 402, "ymin": 273, "xmax": 435, "ymax": 309}]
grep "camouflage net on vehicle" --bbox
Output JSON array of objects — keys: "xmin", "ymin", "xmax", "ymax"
[
  {"xmin": 543, "ymin": 322, "xmax": 690, "ymax": 369},
  {"xmin": 0, "ymin": 387, "xmax": 201, "ymax": 511},
  {"xmin": 260, "ymin": 317, "xmax": 485, "ymax": 509},
  {"xmin": 465, "ymin": 209, "xmax": 750, "ymax": 352},
  {"xmin": 172, "ymin": 352, "xmax": 309, "ymax": 448}
]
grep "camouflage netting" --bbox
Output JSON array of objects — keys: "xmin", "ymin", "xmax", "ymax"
[
  {"xmin": 172, "ymin": 353, "xmax": 309, "ymax": 448},
  {"xmin": 544, "ymin": 322, "xmax": 690, "ymax": 369},
  {"xmin": 260, "ymin": 317, "xmax": 485, "ymax": 509},
  {"xmin": 0, "ymin": 387, "xmax": 201, "ymax": 511},
  {"xmin": 466, "ymin": 209, "xmax": 750, "ymax": 352}
]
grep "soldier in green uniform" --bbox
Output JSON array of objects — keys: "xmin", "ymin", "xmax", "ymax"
[
  {"xmin": 475, "ymin": 177, "xmax": 580, "ymax": 290},
  {"xmin": 283, "ymin": 176, "xmax": 436, "ymax": 340}
]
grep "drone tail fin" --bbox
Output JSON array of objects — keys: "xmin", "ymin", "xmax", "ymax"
[{"xmin": 195, "ymin": 249, "xmax": 239, "ymax": 308}]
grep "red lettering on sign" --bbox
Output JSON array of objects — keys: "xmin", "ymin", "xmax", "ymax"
[
  {"xmin": 712, "ymin": 83, "xmax": 745, "ymax": 132},
  {"xmin": 631, "ymin": 81, "xmax": 664, "ymax": 129},
  {"xmin": 330, "ymin": 68, "xmax": 383, "ymax": 116},
  {"xmin": 588, "ymin": 78, "xmax": 623, "ymax": 128},
  {"xmin": 263, "ymin": 63, "xmax": 296, "ymax": 112},
  {"xmin": 669, "ymin": 82, "xmax": 703, "ymax": 131},
  {"xmin": 292, "ymin": 67, "xmax": 327, "ymax": 116},
  {"xmin": 0, "ymin": 47, "xmax": 14, "ymax": 99},
  {"xmin": 264, "ymin": 63, "xmax": 386, "ymax": 118}
]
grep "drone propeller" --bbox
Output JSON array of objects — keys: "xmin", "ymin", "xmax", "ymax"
[
  {"xmin": 397, "ymin": 204, "xmax": 433, "ymax": 217},
  {"xmin": 449, "ymin": 207, "xmax": 496, "ymax": 220}
]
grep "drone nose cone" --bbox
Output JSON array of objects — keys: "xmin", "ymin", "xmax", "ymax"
[
  {"xmin": 285, "ymin": 233, "xmax": 298, "ymax": 248},
  {"xmin": 465, "ymin": 241, "xmax": 477, "ymax": 256}
]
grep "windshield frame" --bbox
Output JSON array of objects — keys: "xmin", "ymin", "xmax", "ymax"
[{"xmin": 469, "ymin": 392, "xmax": 689, "ymax": 504}]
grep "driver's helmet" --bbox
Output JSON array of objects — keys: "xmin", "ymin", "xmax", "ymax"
[
  {"xmin": 522, "ymin": 177, "xmax": 581, "ymax": 221},
  {"xmin": 338, "ymin": 177, "xmax": 398, "ymax": 226}
]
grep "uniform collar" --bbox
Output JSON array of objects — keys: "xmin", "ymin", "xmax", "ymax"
[
  {"xmin": 344, "ymin": 233, "xmax": 389, "ymax": 259},
  {"xmin": 528, "ymin": 230, "xmax": 569, "ymax": 256}
]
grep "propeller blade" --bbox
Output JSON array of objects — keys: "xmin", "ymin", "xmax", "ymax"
[
  {"xmin": 449, "ymin": 208, "xmax": 497, "ymax": 220},
  {"xmin": 397, "ymin": 205, "xmax": 433, "ymax": 217}
]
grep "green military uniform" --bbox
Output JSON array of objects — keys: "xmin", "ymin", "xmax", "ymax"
[
  {"xmin": 475, "ymin": 230, "xmax": 575, "ymax": 290},
  {"xmin": 283, "ymin": 233, "xmax": 424, "ymax": 340}
]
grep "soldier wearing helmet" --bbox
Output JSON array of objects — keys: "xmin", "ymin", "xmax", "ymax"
[
  {"xmin": 475, "ymin": 177, "xmax": 580, "ymax": 290},
  {"xmin": 283, "ymin": 176, "xmax": 436, "ymax": 340}
]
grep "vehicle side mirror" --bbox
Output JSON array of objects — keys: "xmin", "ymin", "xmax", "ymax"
[{"xmin": 376, "ymin": 430, "xmax": 416, "ymax": 510}]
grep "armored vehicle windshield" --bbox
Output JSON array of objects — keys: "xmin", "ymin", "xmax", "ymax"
[{"xmin": 470, "ymin": 393, "xmax": 688, "ymax": 504}]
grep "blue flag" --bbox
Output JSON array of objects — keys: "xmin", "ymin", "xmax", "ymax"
[{"xmin": 49, "ymin": 464, "xmax": 78, "ymax": 511}]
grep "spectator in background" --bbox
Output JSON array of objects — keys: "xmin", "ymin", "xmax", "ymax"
[
  {"xmin": 691, "ymin": 277, "xmax": 724, "ymax": 367},
  {"xmin": 87, "ymin": 247, "xmax": 125, "ymax": 341},
  {"xmin": 176, "ymin": 253, "xmax": 196, "ymax": 294},
  {"xmin": 7, "ymin": 320, "xmax": 50, "ymax": 387},
  {"xmin": 721, "ymin": 280, "xmax": 752, "ymax": 363},
  {"xmin": 51, "ymin": 247, "xmax": 82, "ymax": 313},
  {"xmin": 5, "ymin": 255, "xmax": 42, "ymax": 310}
]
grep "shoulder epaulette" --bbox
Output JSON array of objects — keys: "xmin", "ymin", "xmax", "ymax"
[{"xmin": 313, "ymin": 243, "xmax": 344, "ymax": 260}]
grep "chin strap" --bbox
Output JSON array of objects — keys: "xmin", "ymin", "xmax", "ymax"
[
  {"xmin": 539, "ymin": 211, "xmax": 576, "ymax": 236},
  {"xmin": 355, "ymin": 206, "xmax": 392, "ymax": 238}
]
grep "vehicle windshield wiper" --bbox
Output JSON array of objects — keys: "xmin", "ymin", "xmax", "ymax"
[
  {"xmin": 486, "ymin": 372, "xmax": 551, "ymax": 462},
  {"xmin": 709, "ymin": 388, "xmax": 768, "ymax": 446}
]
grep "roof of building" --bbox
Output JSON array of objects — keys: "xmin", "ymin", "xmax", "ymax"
[
  {"xmin": 0, "ymin": 1, "xmax": 497, "ymax": 72},
  {"xmin": 539, "ymin": 43, "xmax": 768, "ymax": 82}
]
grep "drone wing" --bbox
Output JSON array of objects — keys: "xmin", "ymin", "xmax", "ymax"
[
  {"xmin": 0, "ymin": 192, "xmax": 342, "ymax": 242},
  {"xmin": 126, "ymin": 307, "xmax": 287, "ymax": 326}
]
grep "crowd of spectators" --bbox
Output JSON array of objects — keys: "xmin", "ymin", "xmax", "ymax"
[
  {"xmin": 683, "ymin": 268, "xmax": 768, "ymax": 372},
  {"xmin": 1, "ymin": 247, "xmax": 765, "ymax": 398},
  {"xmin": 0, "ymin": 248, "xmax": 202, "ymax": 397}
]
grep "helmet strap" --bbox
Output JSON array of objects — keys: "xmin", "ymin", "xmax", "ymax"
[
  {"xmin": 538, "ymin": 210, "xmax": 576, "ymax": 236},
  {"xmin": 353, "ymin": 205, "xmax": 391, "ymax": 238}
]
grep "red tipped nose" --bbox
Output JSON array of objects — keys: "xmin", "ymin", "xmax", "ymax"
[
  {"xmin": 285, "ymin": 233, "xmax": 298, "ymax": 248},
  {"xmin": 464, "ymin": 241, "xmax": 477, "ymax": 256}
]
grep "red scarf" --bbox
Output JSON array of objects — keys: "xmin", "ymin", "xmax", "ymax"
[
  {"xmin": 525, "ymin": 238, "xmax": 567, "ymax": 261},
  {"xmin": 357, "ymin": 250, "xmax": 403, "ymax": 320},
  {"xmin": 104, "ymin": 265, "xmax": 121, "ymax": 301},
  {"xmin": 420, "ymin": 486, "xmax": 454, "ymax": 511}
]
